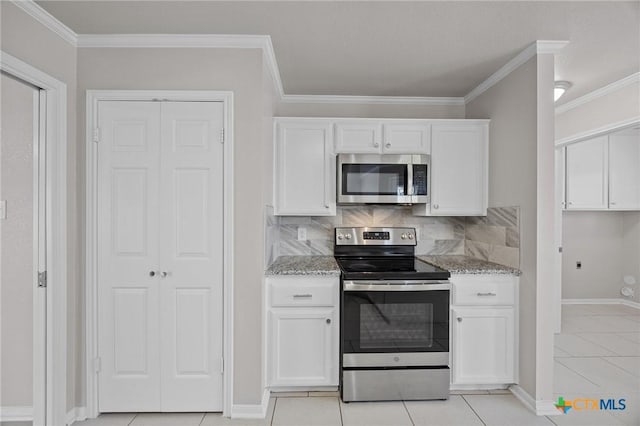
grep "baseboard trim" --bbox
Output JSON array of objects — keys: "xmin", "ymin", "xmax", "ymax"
[
  {"xmin": 66, "ymin": 406, "xmax": 87, "ymax": 425},
  {"xmin": 0, "ymin": 406, "xmax": 33, "ymax": 421},
  {"xmin": 231, "ymin": 389, "xmax": 270, "ymax": 419},
  {"xmin": 562, "ymin": 298, "xmax": 640, "ymax": 309},
  {"xmin": 509, "ymin": 385, "xmax": 560, "ymax": 416}
]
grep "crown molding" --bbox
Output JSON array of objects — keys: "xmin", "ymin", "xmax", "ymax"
[
  {"xmin": 280, "ymin": 94, "xmax": 465, "ymax": 106},
  {"xmin": 10, "ymin": 0, "xmax": 78, "ymax": 46},
  {"xmin": 555, "ymin": 72, "xmax": 640, "ymax": 115},
  {"xmin": 464, "ymin": 40, "xmax": 569, "ymax": 104},
  {"xmin": 555, "ymin": 115, "xmax": 640, "ymax": 147},
  {"xmin": 77, "ymin": 33, "xmax": 270, "ymax": 49}
]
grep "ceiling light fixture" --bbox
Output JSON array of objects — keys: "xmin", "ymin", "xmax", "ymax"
[{"xmin": 554, "ymin": 81, "xmax": 572, "ymax": 102}]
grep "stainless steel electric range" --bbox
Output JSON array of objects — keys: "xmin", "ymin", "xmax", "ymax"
[{"xmin": 334, "ymin": 227, "xmax": 451, "ymax": 402}]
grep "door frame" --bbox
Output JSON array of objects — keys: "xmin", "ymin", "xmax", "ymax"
[
  {"xmin": 85, "ymin": 90, "xmax": 234, "ymax": 418},
  {"xmin": 553, "ymin": 116, "xmax": 640, "ymax": 332},
  {"xmin": 0, "ymin": 51, "xmax": 68, "ymax": 426}
]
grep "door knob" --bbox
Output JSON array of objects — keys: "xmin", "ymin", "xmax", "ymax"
[
  {"xmin": 160, "ymin": 271, "xmax": 168, "ymax": 278},
  {"xmin": 149, "ymin": 271, "xmax": 157, "ymax": 277},
  {"xmin": 457, "ymin": 317, "xmax": 462, "ymax": 322},
  {"xmin": 326, "ymin": 318, "xmax": 331, "ymax": 324}
]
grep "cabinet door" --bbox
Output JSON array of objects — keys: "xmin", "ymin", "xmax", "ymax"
[
  {"xmin": 382, "ymin": 123, "xmax": 431, "ymax": 154},
  {"xmin": 609, "ymin": 131, "xmax": 640, "ymax": 210},
  {"xmin": 335, "ymin": 121, "xmax": 382, "ymax": 153},
  {"xmin": 429, "ymin": 123, "xmax": 488, "ymax": 216},
  {"xmin": 275, "ymin": 121, "xmax": 336, "ymax": 215},
  {"xmin": 451, "ymin": 307, "xmax": 515, "ymax": 385},
  {"xmin": 565, "ymin": 136, "xmax": 608, "ymax": 210},
  {"xmin": 269, "ymin": 308, "xmax": 338, "ymax": 387}
]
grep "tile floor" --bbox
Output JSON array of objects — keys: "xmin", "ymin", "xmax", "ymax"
[{"xmin": 6, "ymin": 304, "xmax": 637, "ymax": 426}]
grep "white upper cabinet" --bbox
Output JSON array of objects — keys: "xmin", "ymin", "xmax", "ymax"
[
  {"xmin": 609, "ymin": 130, "xmax": 640, "ymax": 210},
  {"xmin": 335, "ymin": 120, "xmax": 430, "ymax": 154},
  {"xmin": 415, "ymin": 122, "xmax": 488, "ymax": 216},
  {"xmin": 335, "ymin": 121, "xmax": 382, "ymax": 153},
  {"xmin": 274, "ymin": 120, "xmax": 336, "ymax": 216},
  {"xmin": 382, "ymin": 122, "xmax": 431, "ymax": 154},
  {"xmin": 565, "ymin": 135, "xmax": 608, "ymax": 210}
]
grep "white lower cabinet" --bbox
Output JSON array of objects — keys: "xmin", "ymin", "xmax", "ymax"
[
  {"xmin": 266, "ymin": 276, "xmax": 339, "ymax": 388},
  {"xmin": 450, "ymin": 275, "xmax": 518, "ymax": 388}
]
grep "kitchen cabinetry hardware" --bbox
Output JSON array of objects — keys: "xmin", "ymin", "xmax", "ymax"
[
  {"xmin": 149, "ymin": 271, "xmax": 157, "ymax": 277},
  {"xmin": 477, "ymin": 292, "xmax": 497, "ymax": 296},
  {"xmin": 457, "ymin": 317, "xmax": 462, "ymax": 322},
  {"xmin": 293, "ymin": 294, "xmax": 313, "ymax": 298},
  {"xmin": 326, "ymin": 318, "xmax": 331, "ymax": 324},
  {"xmin": 160, "ymin": 271, "xmax": 168, "ymax": 278},
  {"xmin": 385, "ymin": 143, "xmax": 391, "ymax": 148}
]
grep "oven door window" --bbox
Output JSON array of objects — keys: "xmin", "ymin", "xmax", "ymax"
[
  {"xmin": 341, "ymin": 164, "xmax": 407, "ymax": 195},
  {"xmin": 342, "ymin": 290, "xmax": 449, "ymax": 353}
]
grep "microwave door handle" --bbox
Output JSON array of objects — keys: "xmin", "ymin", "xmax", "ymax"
[{"xmin": 407, "ymin": 164, "xmax": 414, "ymax": 197}]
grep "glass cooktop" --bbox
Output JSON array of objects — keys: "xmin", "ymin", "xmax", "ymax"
[{"xmin": 335, "ymin": 256, "xmax": 450, "ymax": 280}]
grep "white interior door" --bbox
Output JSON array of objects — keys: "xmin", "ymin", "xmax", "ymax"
[
  {"xmin": 98, "ymin": 101, "xmax": 162, "ymax": 412},
  {"xmin": 97, "ymin": 100, "xmax": 224, "ymax": 412},
  {"xmin": 159, "ymin": 102, "xmax": 224, "ymax": 411}
]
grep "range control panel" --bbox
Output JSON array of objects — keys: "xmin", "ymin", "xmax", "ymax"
[{"xmin": 335, "ymin": 227, "xmax": 416, "ymax": 246}]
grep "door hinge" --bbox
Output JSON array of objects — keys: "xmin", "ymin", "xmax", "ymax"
[
  {"xmin": 38, "ymin": 271, "xmax": 47, "ymax": 288},
  {"xmin": 220, "ymin": 128, "xmax": 225, "ymax": 144},
  {"xmin": 93, "ymin": 127, "xmax": 100, "ymax": 143},
  {"xmin": 94, "ymin": 357, "xmax": 101, "ymax": 373},
  {"xmin": 220, "ymin": 357, "xmax": 224, "ymax": 374}
]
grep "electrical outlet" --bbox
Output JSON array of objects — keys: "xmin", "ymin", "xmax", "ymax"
[
  {"xmin": 576, "ymin": 261, "xmax": 582, "ymax": 270},
  {"xmin": 297, "ymin": 226, "xmax": 307, "ymax": 241}
]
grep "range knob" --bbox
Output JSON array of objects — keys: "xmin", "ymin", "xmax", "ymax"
[
  {"xmin": 337, "ymin": 234, "xmax": 343, "ymax": 240},
  {"xmin": 345, "ymin": 234, "xmax": 352, "ymax": 240},
  {"xmin": 408, "ymin": 234, "xmax": 414, "ymax": 240},
  {"xmin": 401, "ymin": 233, "xmax": 407, "ymax": 240}
]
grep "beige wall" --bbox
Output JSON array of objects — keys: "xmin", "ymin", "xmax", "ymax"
[
  {"xmin": 622, "ymin": 212, "xmax": 640, "ymax": 303},
  {"xmin": 555, "ymin": 81, "xmax": 640, "ymax": 141},
  {"xmin": 0, "ymin": 73, "xmax": 36, "ymax": 407},
  {"xmin": 1, "ymin": 1, "xmax": 78, "ymax": 412},
  {"xmin": 77, "ymin": 47, "xmax": 267, "ymax": 405},
  {"xmin": 465, "ymin": 57, "xmax": 541, "ymax": 399},
  {"xmin": 275, "ymin": 100, "xmax": 464, "ymax": 119},
  {"xmin": 562, "ymin": 211, "xmax": 626, "ymax": 299}
]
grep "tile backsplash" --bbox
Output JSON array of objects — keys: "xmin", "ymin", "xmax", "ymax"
[{"xmin": 266, "ymin": 205, "xmax": 520, "ymax": 269}]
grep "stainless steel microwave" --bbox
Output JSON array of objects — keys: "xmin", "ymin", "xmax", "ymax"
[{"xmin": 337, "ymin": 154, "xmax": 430, "ymax": 205}]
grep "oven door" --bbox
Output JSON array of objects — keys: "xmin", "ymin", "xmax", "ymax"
[{"xmin": 342, "ymin": 281, "xmax": 449, "ymax": 367}]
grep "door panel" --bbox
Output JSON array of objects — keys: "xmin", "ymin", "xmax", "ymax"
[
  {"xmin": 159, "ymin": 102, "xmax": 224, "ymax": 411},
  {"xmin": 98, "ymin": 101, "xmax": 161, "ymax": 412}
]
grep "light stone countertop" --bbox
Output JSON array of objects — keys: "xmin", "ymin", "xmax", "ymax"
[
  {"xmin": 265, "ymin": 255, "xmax": 341, "ymax": 276},
  {"xmin": 418, "ymin": 255, "xmax": 521, "ymax": 276}
]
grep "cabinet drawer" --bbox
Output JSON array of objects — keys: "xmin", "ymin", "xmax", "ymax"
[
  {"xmin": 452, "ymin": 276, "xmax": 516, "ymax": 306},
  {"xmin": 269, "ymin": 277, "xmax": 338, "ymax": 307}
]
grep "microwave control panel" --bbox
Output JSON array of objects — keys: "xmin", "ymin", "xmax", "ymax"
[{"xmin": 413, "ymin": 165, "xmax": 428, "ymax": 196}]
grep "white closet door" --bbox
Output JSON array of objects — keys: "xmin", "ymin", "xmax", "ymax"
[
  {"xmin": 159, "ymin": 102, "xmax": 224, "ymax": 411},
  {"xmin": 98, "ymin": 101, "xmax": 162, "ymax": 412}
]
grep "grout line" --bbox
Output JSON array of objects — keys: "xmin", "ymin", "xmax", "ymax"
[
  {"xmin": 546, "ymin": 414, "xmax": 560, "ymax": 426},
  {"xmin": 460, "ymin": 395, "xmax": 487, "ymax": 426},
  {"xmin": 128, "ymin": 413, "xmax": 138, "ymax": 426},
  {"xmin": 198, "ymin": 412, "xmax": 206, "ymax": 426},
  {"xmin": 554, "ymin": 357, "xmax": 604, "ymax": 387},
  {"xmin": 337, "ymin": 397, "xmax": 344, "ymax": 426},
  {"xmin": 401, "ymin": 400, "xmax": 415, "ymax": 426},
  {"xmin": 599, "ymin": 356, "xmax": 640, "ymax": 377}
]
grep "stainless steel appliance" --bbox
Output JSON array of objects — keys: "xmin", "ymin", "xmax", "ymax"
[
  {"xmin": 335, "ymin": 227, "xmax": 451, "ymax": 402},
  {"xmin": 337, "ymin": 154, "xmax": 430, "ymax": 205}
]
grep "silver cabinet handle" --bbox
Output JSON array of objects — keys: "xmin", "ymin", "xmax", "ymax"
[
  {"xmin": 610, "ymin": 202, "xmax": 617, "ymax": 205},
  {"xmin": 385, "ymin": 143, "xmax": 391, "ymax": 148},
  {"xmin": 293, "ymin": 294, "xmax": 312, "ymax": 298},
  {"xmin": 433, "ymin": 204, "xmax": 439, "ymax": 209},
  {"xmin": 477, "ymin": 292, "xmax": 497, "ymax": 296},
  {"xmin": 326, "ymin": 318, "xmax": 331, "ymax": 324},
  {"xmin": 373, "ymin": 142, "xmax": 380, "ymax": 147},
  {"xmin": 160, "ymin": 271, "xmax": 168, "ymax": 278},
  {"xmin": 457, "ymin": 317, "xmax": 462, "ymax": 322}
]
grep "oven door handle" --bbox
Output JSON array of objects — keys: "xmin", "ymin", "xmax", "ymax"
[{"xmin": 343, "ymin": 280, "xmax": 451, "ymax": 292}]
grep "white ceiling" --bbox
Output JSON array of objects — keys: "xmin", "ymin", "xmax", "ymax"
[{"xmin": 36, "ymin": 1, "xmax": 640, "ymax": 105}]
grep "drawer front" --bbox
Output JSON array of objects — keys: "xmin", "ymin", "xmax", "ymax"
[
  {"xmin": 452, "ymin": 276, "xmax": 516, "ymax": 306},
  {"xmin": 269, "ymin": 277, "xmax": 338, "ymax": 307}
]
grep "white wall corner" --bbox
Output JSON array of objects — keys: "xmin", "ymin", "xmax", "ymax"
[
  {"xmin": 10, "ymin": 0, "xmax": 78, "ymax": 46},
  {"xmin": 66, "ymin": 406, "xmax": 87, "ymax": 425},
  {"xmin": 231, "ymin": 389, "xmax": 271, "ymax": 419},
  {"xmin": 465, "ymin": 40, "xmax": 569, "ymax": 105},
  {"xmin": 0, "ymin": 406, "xmax": 34, "ymax": 422}
]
